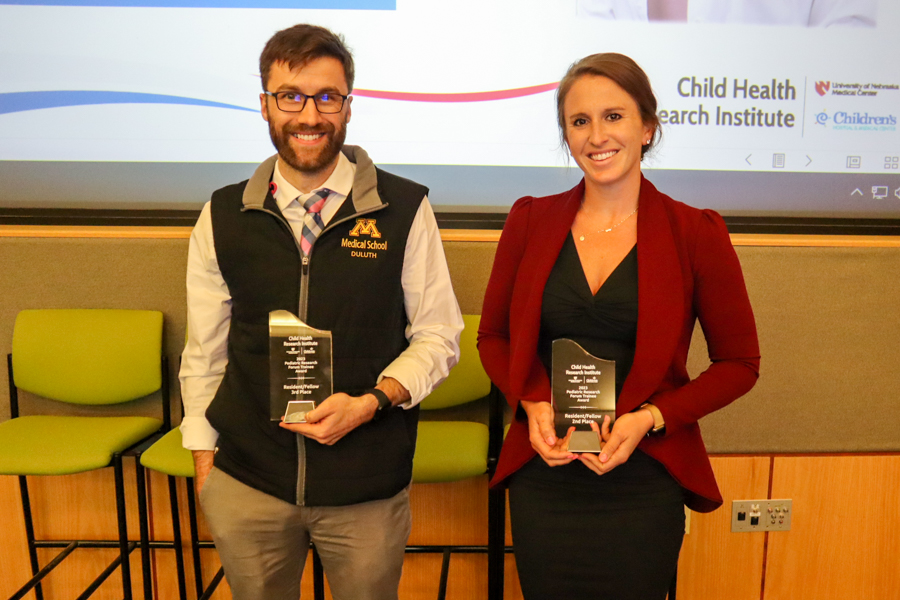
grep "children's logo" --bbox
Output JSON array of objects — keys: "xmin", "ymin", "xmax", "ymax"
[
  {"xmin": 812, "ymin": 109, "xmax": 896, "ymax": 131},
  {"xmin": 815, "ymin": 81, "xmax": 831, "ymax": 96}
]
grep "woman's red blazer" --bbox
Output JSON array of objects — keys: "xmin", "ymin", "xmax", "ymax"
[{"xmin": 478, "ymin": 176, "xmax": 760, "ymax": 513}]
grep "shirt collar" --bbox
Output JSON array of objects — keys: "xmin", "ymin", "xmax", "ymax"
[{"xmin": 272, "ymin": 151, "xmax": 355, "ymax": 212}]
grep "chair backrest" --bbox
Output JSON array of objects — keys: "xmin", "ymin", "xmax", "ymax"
[
  {"xmin": 11, "ymin": 309, "xmax": 164, "ymax": 405},
  {"xmin": 419, "ymin": 314, "xmax": 491, "ymax": 411}
]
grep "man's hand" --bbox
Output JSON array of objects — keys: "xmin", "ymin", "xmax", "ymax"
[
  {"xmin": 279, "ymin": 392, "xmax": 379, "ymax": 445},
  {"xmin": 520, "ymin": 400, "xmax": 577, "ymax": 467},
  {"xmin": 279, "ymin": 378, "xmax": 411, "ymax": 446},
  {"xmin": 191, "ymin": 450, "xmax": 215, "ymax": 496}
]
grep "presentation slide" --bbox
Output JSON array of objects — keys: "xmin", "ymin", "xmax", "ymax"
[{"xmin": 0, "ymin": 0, "xmax": 897, "ymax": 216}]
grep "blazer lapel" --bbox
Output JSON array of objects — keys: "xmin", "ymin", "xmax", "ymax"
[
  {"xmin": 509, "ymin": 182, "xmax": 584, "ymax": 400},
  {"xmin": 524, "ymin": 181, "xmax": 584, "ymax": 294},
  {"xmin": 619, "ymin": 177, "xmax": 685, "ymax": 413}
]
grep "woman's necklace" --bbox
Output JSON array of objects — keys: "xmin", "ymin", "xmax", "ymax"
[{"xmin": 578, "ymin": 207, "xmax": 638, "ymax": 241}]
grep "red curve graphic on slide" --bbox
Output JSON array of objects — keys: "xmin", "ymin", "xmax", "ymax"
[{"xmin": 353, "ymin": 82, "xmax": 559, "ymax": 102}]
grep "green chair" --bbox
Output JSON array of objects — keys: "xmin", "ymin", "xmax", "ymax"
[
  {"xmin": 135, "ymin": 427, "xmax": 225, "ymax": 600},
  {"xmin": 406, "ymin": 314, "xmax": 505, "ymax": 600},
  {"xmin": 1, "ymin": 309, "xmax": 168, "ymax": 600}
]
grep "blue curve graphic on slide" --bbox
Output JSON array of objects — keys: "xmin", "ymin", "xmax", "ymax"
[
  {"xmin": 0, "ymin": 91, "xmax": 258, "ymax": 116},
  {"xmin": 0, "ymin": 0, "xmax": 393, "ymax": 7}
]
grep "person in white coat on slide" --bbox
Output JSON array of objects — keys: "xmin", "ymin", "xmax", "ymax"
[{"xmin": 577, "ymin": 0, "xmax": 876, "ymax": 27}]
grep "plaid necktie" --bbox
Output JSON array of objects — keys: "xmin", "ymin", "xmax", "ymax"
[{"xmin": 300, "ymin": 188, "xmax": 330, "ymax": 256}]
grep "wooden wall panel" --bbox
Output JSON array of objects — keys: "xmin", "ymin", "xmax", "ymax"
[
  {"xmin": 0, "ymin": 462, "xmax": 148, "ymax": 599},
  {"xmin": 7, "ymin": 455, "xmax": 900, "ymax": 600},
  {"xmin": 503, "ymin": 554, "xmax": 524, "ymax": 600},
  {"xmin": 765, "ymin": 455, "xmax": 900, "ymax": 600},
  {"xmin": 404, "ymin": 478, "xmax": 490, "ymax": 599},
  {"xmin": 409, "ymin": 478, "xmax": 488, "ymax": 545},
  {"xmin": 400, "ymin": 554, "xmax": 486, "ymax": 600},
  {"xmin": 677, "ymin": 456, "xmax": 771, "ymax": 600},
  {"xmin": 0, "ymin": 475, "xmax": 32, "ymax": 599}
]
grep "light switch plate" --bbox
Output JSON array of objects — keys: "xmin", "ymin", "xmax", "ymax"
[{"xmin": 732, "ymin": 499, "xmax": 792, "ymax": 532}]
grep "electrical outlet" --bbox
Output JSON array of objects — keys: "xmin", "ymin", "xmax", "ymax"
[{"xmin": 731, "ymin": 499, "xmax": 792, "ymax": 532}]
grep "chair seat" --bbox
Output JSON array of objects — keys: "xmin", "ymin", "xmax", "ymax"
[
  {"xmin": 413, "ymin": 421, "xmax": 489, "ymax": 483},
  {"xmin": 0, "ymin": 415, "xmax": 162, "ymax": 475},
  {"xmin": 141, "ymin": 428, "xmax": 196, "ymax": 478}
]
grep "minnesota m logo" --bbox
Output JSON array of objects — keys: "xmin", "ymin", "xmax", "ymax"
[{"xmin": 348, "ymin": 219, "xmax": 382, "ymax": 238}]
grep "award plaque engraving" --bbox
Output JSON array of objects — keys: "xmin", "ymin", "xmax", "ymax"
[
  {"xmin": 269, "ymin": 310, "xmax": 333, "ymax": 421},
  {"xmin": 551, "ymin": 338, "xmax": 616, "ymax": 453}
]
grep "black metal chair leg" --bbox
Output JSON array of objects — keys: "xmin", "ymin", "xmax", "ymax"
[
  {"xmin": 135, "ymin": 459, "xmax": 153, "ymax": 600},
  {"xmin": 486, "ymin": 384, "xmax": 507, "ymax": 600},
  {"xmin": 487, "ymin": 487, "xmax": 506, "ymax": 600},
  {"xmin": 18, "ymin": 474, "xmax": 45, "ymax": 600},
  {"xmin": 10, "ymin": 543, "xmax": 78, "ymax": 600},
  {"xmin": 76, "ymin": 546, "xmax": 135, "ymax": 600},
  {"xmin": 198, "ymin": 568, "xmax": 225, "ymax": 600},
  {"xmin": 437, "ymin": 547, "xmax": 451, "ymax": 600},
  {"xmin": 114, "ymin": 453, "xmax": 133, "ymax": 600},
  {"xmin": 167, "ymin": 475, "xmax": 188, "ymax": 600},
  {"xmin": 186, "ymin": 479, "xmax": 205, "ymax": 600}
]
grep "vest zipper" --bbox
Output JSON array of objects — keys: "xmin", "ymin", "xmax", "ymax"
[
  {"xmin": 243, "ymin": 201, "xmax": 387, "ymax": 507},
  {"xmin": 241, "ymin": 206, "xmax": 309, "ymax": 505},
  {"xmin": 299, "ymin": 256, "xmax": 310, "ymax": 320}
]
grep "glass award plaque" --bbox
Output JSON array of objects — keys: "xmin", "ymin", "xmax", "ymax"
[
  {"xmin": 551, "ymin": 338, "xmax": 616, "ymax": 453},
  {"xmin": 269, "ymin": 310, "xmax": 333, "ymax": 422}
]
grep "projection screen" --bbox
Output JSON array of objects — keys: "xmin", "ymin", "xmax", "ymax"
[{"xmin": 0, "ymin": 0, "xmax": 898, "ymax": 218}]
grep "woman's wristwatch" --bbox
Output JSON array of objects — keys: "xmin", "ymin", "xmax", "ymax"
[{"xmin": 639, "ymin": 402, "xmax": 666, "ymax": 436}]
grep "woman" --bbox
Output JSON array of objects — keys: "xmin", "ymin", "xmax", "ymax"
[{"xmin": 477, "ymin": 53, "xmax": 760, "ymax": 600}]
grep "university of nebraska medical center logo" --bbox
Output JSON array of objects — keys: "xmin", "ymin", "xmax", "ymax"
[
  {"xmin": 348, "ymin": 219, "xmax": 381, "ymax": 238},
  {"xmin": 815, "ymin": 81, "xmax": 831, "ymax": 96}
]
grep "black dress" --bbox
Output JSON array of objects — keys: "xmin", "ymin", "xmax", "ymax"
[{"xmin": 508, "ymin": 233, "xmax": 686, "ymax": 600}]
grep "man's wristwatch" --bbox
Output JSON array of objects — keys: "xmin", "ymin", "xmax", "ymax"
[
  {"xmin": 365, "ymin": 388, "xmax": 392, "ymax": 422},
  {"xmin": 639, "ymin": 402, "xmax": 666, "ymax": 436}
]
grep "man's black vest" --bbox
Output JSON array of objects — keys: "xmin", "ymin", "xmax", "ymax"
[{"xmin": 205, "ymin": 150, "xmax": 427, "ymax": 506}]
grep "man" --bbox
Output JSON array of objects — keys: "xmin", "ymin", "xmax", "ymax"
[{"xmin": 179, "ymin": 23, "xmax": 463, "ymax": 600}]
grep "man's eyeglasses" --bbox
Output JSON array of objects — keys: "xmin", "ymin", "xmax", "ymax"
[{"xmin": 264, "ymin": 91, "xmax": 349, "ymax": 114}]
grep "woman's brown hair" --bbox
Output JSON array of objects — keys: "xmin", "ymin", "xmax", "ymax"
[{"xmin": 556, "ymin": 53, "xmax": 661, "ymax": 158}]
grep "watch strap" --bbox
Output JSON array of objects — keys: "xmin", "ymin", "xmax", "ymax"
[
  {"xmin": 639, "ymin": 402, "xmax": 665, "ymax": 436},
  {"xmin": 365, "ymin": 388, "xmax": 392, "ymax": 422}
]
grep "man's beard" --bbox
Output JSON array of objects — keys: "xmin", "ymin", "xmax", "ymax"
[{"xmin": 269, "ymin": 117, "xmax": 348, "ymax": 176}]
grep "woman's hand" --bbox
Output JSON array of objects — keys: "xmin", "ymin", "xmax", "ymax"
[
  {"xmin": 578, "ymin": 409, "xmax": 654, "ymax": 475},
  {"xmin": 520, "ymin": 400, "xmax": 577, "ymax": 467}
]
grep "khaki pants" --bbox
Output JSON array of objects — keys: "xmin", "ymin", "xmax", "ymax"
[{"xmin": 199, "ymin": 467, "xmax": 411, "ymax": 600}]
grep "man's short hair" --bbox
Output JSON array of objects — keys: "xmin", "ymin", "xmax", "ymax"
[{"xmin": 259, "ymin": 24, "xmax": 355, "ymax": 93}]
